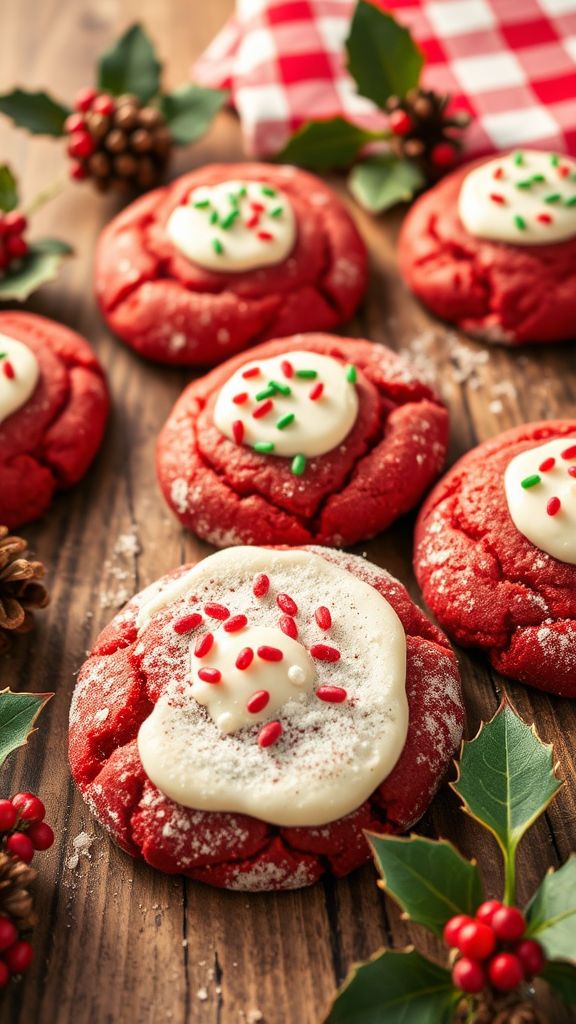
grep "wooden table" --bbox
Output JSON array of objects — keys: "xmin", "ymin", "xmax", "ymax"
[{"xmin": 1, "ymin": 2, "xmax": 575, "ymax": 1021}]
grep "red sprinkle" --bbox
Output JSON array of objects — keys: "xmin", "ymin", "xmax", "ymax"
[
  {"xmin": 489, "ymin": 192, "xmax": 505, "ymax": 204},
  {"xmin": 281, "ymin": 359, "xmax": 294, "ymax": 378},
  {"xmin": 547, "ymin": 496, "xmax": 561, "ymax": 516},
  {"xmin": 253, "ymin": 573, "xmax": 270, "ymax": 597},
  {"xmin": 539, "ymin": 457, "xmax": 556, "ymax": 472},
  {"xmin": 250, "ymin": 201, "xmax": 265, "ymax": 212},
  {"xmin": 246, "ymin": 690, "xmax": 270, "ymax": 714},
  {"xmin": 224, "ymin": 614, "xmax": 248, "ymax": 633},
  {"xmin": 173, "ymin": 612, "xmax": 203, "ymax": 635},
  {"xmin": 279, "ymin": 615, "xmax": 298, "ymax": 639},
  {"xmin": 277, "ymin": 593, "xmax": 298, "ymax": 616},
  {"xmin": 316, "ymin": 685, "xmax": 347, "ymax": 704},
  {"xmin": 253, "ymin": 399, "xmax": 273, "ymax": 419},
  {"xmin": 233, "ymin": 392, "xmax": 248, "ymax": 405},
  {"xmin": 493, "ymin": 166, "xmax": 504, "ymax": 179},
  {"xmin": 310, "ymin": 643, "xmax": 341, "ymax": 663},
  {"xmin": 232, "ymin": 419, "xmax": 244, "ymax": 445},
  {"xmin": 537, "ymin": 212, "xmax": 552, "ymax": 223},
  {"xmin": 569, "ymin": 466, "xmax": 576, "ymax": 478},
  {"xmin": 204, "ymin": 602, "xmax": 230, "ymax": 620},
  {"xmin": 3, "ymin": 361, "xmax": 15, "ymax": 380},
  {"xmin": 198, "ymin": 667, "xmax": 222, "ymax": 684},
  {"xmin": 257, "ymin": 645, "xmax": 284, "ymax": 662},
  {"xmin": 315, "ymin": 606, "xmax": 332, "ymax": 630},
  {"xmin": 309, "ymin": 382, "xmax": 324, "ymax": 401},
  {"xmin": 561, "ymin": 444, "xmax": 576, "ymax": 460},
  {"xmin": 258, "ymin": 720, "xmax": 283, "ymax": 748},
  {"xmin": 242, "ymin": 366, "xmax": 260, "ymax": 379},
  {"xmin": 195, "ymin": 632, "xmax": 214, "ymax": 658},
  {"xmin": 236, "ymin": 646, "xmax": 254, "ymax": 670},
  {"xmin": 558, "ymin": 164, "xmax": 570, "ymax": 178},
  {"xmin": 245, "ymin": 214, "xmax": 260, "ymax": 229},
  {"xmin": 257, "ymin": 231, "xmax": 274, "ymax": 241}
]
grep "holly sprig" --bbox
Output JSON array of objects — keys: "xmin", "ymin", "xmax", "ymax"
[
  {"xmin": 324, "ymin": 702, "xmax": 576, "ymax": 1023},
  {"xmin": 0, "ymin": 689, "xmax": 53, "ymax": 771},
  {"xmin": 278, "ymin": 1, "xmax": 470, "ymax": 213}
]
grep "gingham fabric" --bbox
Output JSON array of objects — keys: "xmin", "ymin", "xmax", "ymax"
[{"xmin": 193, "ymin": 0, "xmax": 576, "ymax": 158}]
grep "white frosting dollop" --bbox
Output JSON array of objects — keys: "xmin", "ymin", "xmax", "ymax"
[
  {"xmin": 459, "ymin": 150, "xmax": 576, "ymax": 245},
  {"xmin": 213, "ymin": 351, "xmax": 359, "ymax": 459},
  {"xmin": 137, "ymin": 547, "xmax": 408, "ymax": 828},
  {"xmin": 0, "ymin": 333, "xmax": 39, "ymax": 425},
  {"xmin": 504, "ymin": 437, "xmax": 576, "ymax": 564},
  {"xmin": 166, "ymin": 179, "xmax": 296, "ymax": 272}
]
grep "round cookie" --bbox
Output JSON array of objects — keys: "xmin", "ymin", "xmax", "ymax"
[
  {"xmin": 414, "ymin": 420, "xmax": 576, "ymax": 696},
  {"xmin": 69, "ymin": 546, "xmax": 463, "ymax": 891},
  {"xmin": 156, "ymin": 333, "xmax": 449, "ymax": 547},
  {"xmin": 0, "ymin": 312, "xmax": 109, "ymax": 528},
  {"xmin": 398, "ymin": 150, "xmax": 576, "ymax": 345},
  {"xmin": 95, "ymin": 164, "xmax": 367, "ymax": 366}
]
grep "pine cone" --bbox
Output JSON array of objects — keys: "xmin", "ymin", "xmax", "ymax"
[
  {"xmin": 455, "ymin": 995, "xmax": 550, "ymax": 1024},
  {"xmin": 0, "ymin": 526, "xmax": 49, "ymax": 653},
  {"xmin": 386, "ymin": 87, "xmax": 471, "ymax": 180},
  {"xmin": 67, "ymin": 91, "xmax": 172, "ymax": 192},
  {"xmin": 0, "ymin": 851, "xmax": 38, "ymax": 931}
]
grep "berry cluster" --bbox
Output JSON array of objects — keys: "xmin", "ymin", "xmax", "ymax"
[
  {"xmin": 0, "ymin": 211, "xmax": 28, "ymax": 275},
  {"xmin": 386, "ymin": 87, "xmax": 470, "ymax": 177},
  {"xmin": 65, "ymin": 88, "xmax": 172, "ymax": 192},
  {"xmin": 0, "ymin": 792, "xmax": 54, "ymax": 987},
  {"xmin": 445, "ymin": 901, "xmax": 545, "ymax": 997}
]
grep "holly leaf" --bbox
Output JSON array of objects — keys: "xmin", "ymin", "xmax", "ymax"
[
  {"xmin": 323, "ymin": 947, "xmax": 458, "ymax": 1024},
  {"xmin": 98, "ymin": 24, "xmax": 161, "ymax": 103},
  {"xmin": 542, "ymin": 961, "xmax": 576, "ymax": 1005},
  {"xmin": 0, "ymin": 689, "xmax": 53, "ymax": 769},
  {"xmin": 160, "ymin": 84, "xmax": 228, "ymax": 146},
  {"xmin": 0, "ymin": 165, "xmax": 19, "ymax": 213},
  {"xmin": 277, "ymin": 117, "xmax": 384, "ymax": 171},
  {"xmin": 368, "ymin": 833, "xmax": 484, "ymax": 938},
  {"xmin": 451, "ymin": 701, "xmax": 562, "ymax": 902},
  {"xmin": 348, "ymin": 154, "xmax": 425, "ymax": 212},
  {"xmin": 345, "ymin": 1, "xmax": 424, "ymax": 108},
  {"xmin": 0, "ymin": 238, "xmax": 73, "ymax": 302},
  {"xmin": 525, "ymin": 857, "xmax": 576, "ymax": 960},
  {"xmin": 0, "ymin": 89, "xmax": 70, "ymax": 136}
]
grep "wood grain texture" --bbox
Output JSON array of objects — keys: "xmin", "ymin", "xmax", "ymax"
[{"xmin": 0, "ymin": 1, "xmax": 575, "ymax": 1021}]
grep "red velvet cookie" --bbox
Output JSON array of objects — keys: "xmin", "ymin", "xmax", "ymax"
[
  {"xmin": 0, "ymin": 311, "xmax": 109, "ymax": 528},
  {"xmin": 399, "ymin": 150, "xmax": 576, "ymax": 345},
  {"xmin": 94, "ymin": 164, "xmax": 367, "ymax": 366},
  {"xmin": 414, "ymin": 420, "xmax": 576, "ymax": 696},
  {"xmin": 69, "ymin": 546, "xmax": 463, "ymax": 890},
  {"xmin": 156, "ymin": 333, "xmax": 449, "ymax": 547}
]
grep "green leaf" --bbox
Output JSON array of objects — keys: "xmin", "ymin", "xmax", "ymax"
[
  {"xmin": 0, "ymin": 689, "xmax": 53, "ymax": 769},
  {"xmin": 348, "ymin": 154, "xmax": 425, "ymax": 212},
  {"xmin": 277, "ymin": 116, "xmax": 384, "ymax": 171},
  {"xmin": 451, "ymin": 701, "xmax": 562, "ymax": 904},
  {"xmin": 0, "ymin": 89, "xmax": 70, "ymax": 136},
  {"xmin": 345, "ymin": 1, "xmax": 424, "ymax": 107},
  {"xmin": 542, "ymin": 960, "xmax": 576, "ymax": 1005},
  {"xmin": 0, "ymin": 165, "xmax": 19, "ymax": 213},
  {"xmin": 0, "ymin": 238, "xmax": 73, "ymax": 302},
  {"xmin": 160, "ymin": 84, "xmax": 227, "ymax": 146},
  {"xmin": 98, "ymin": 24, "xmax": 161, "ymax": 103},
  {"xmin": 525, "ymin": 857, "xmax": 576, "ymax": 960},
  {"xmin": 368, "ymin": 833, "xmax": 484, "ymax": 938},
  {"xmin": 323, "ymin": 947, "xmax": 458, "ymax": 1024}
]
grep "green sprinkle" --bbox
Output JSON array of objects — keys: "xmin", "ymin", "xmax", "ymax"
[
  {"xmin": 295, "ymin": 369, "xmax": 318, "ymax": 379},
  {"xmin": 261, "ymin": 186, "xmax": 277, "ymax": 197},
  {"xmin": 268, "ymin": 379, "xmax": 291, "ymax": 396},
  {"xmin": 565, "ymin": 195, "xmax": 576, "ymax": 207},
  {"xmin": 269, "ymin": 205, "xmax": 284, "ymax": 218},
  {"xmin": 0, "ymin": 353, "xmax": 5, "ymax": 360},
  {"xmin": 255, "ymin": 386, "xmax": 276, "ymax": 401},
  {"xmin": 516, "ymin": 179, "xmax": 532, "ymax": 190},
  {"xmin": 521, "ymin": 474, "xmax": 541, "ymax": 489},
  {"xmin": 228, "ymin": 192, "xmax": 239, "ymax": 205},
  {"xmin": 551, "ymin": 154, "xmax": 560, "ymax": 167},
  {"xmin": 291, "ymin": 454, "xmax": 306, "ymax": 476},
  {"xmin": 209, "ymin": 210, "xmax": 219, "ymax": 225},
  {"xmin": 254, "ymin": 441, "xmax": 275, "ymax": 454},
  {"xmin": 221, "ymin": 209, "xmax": 240, "ymax": 229},
  {"xmin": 531, "ymin": 174, "xmax": 546, "ymax": 183},
  {"xmin": 513, "ymin": 151, "xmax": 524, "ymax": 166},
  {"xmin": 545, "ymin": 193, "xmax": 561, "ymax": 204},
  {"xmin": 237, "ymin": 186, "xmax": 247, "ymax": 198},
  {"xmin": 276, "ymin": 413, "xmax": 295, "ymax": 430},
  {"xmin": 345, "ymin": 364, "xmax": 357, "ymax": 383},
  {"xmin": 194, "ymin": 199, "xmax": 210, "ymax": 209},
  {"xmin": 212, "ymin": 238, "xmax": 224, "ymax": 255},
  {"xmin": 514, "ymin": 214, "xmax": 527, "ymax": 231}
]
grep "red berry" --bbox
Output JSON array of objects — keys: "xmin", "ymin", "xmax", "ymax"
[
  {"xmin": 64, "ymin": 112, "xmax": 85, "ymax": 134},
  {"xmin": 92, "ymin": 93, "xmax": 115, "ymax": 116},
  {"xmin": 0, "ymin": 960, "xmax": 9, "ymax": 987},
  {"xmin": 74, "ymin": 87, "xmax": 97, "ymax": 112},
  {"xmin": 452, "ymin": 957, "xmax": 486, "ymax": 994},
  {"xmin": 475, "ymin": 899, "xmax": 503, "ymax": 926},
  {"xmin": 0, "ymin": 916, "xmax": 17, "ymax": 952},
  {"xmin": 3, "ymin": 211, "xmax": 27, "ymax": 235},
  {"xmin": 69, "ymin": 161, "xmax": 88, "ymax": 181},
  {"xmin": 431, "ymin": 142, "xmax": 457, "ymax": 168},
  {"xmin": 12, "ymin": 793, "xmax": 45, "ymax": 823},
  {"xmin": 0, "ymin": 800, "xmax": 17, "ymax": 831},
  {"xmin": 491, "ymin": 906, "xmax": 525, "ymax": 943},
  {"xmin": 443, "ymin": 914, "xmax": 473, "ymax": 947},
  {"xmin": 67, "ymin": 130, "xmax": 95, "ymax": 159},
  {"xmin": 456, "ymin": 921, "xmax": 496, "ymax": 960},
  {"xmin": 27, "ymin": 821, "xmax": 54, "ymax": 851},
  {"xmin": 389, "ymin": 109, "xmax": 413, "ymax": 136},
  {"xmin": 488, "ymin": 952, "xmax": 524, "ymax": 992},
  {"xmin": 5, "ymin": 832, "xmax": 34, "ymax": 863},
  {"xmin": 4, "ymin": 939, "xmax": 33, "ymax": 974},
  {"xmin": 6, "ymin": 236, "xmax": 28, "ymax": 259},
  {"xmin": 515, "ymin": 939, "xmax": 545, "ymax": 977}
]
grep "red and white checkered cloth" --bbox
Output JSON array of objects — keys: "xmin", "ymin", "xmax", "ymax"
[{"xmin": 193, "ymin": 0, "xmax": 576, "ymax": 158}]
